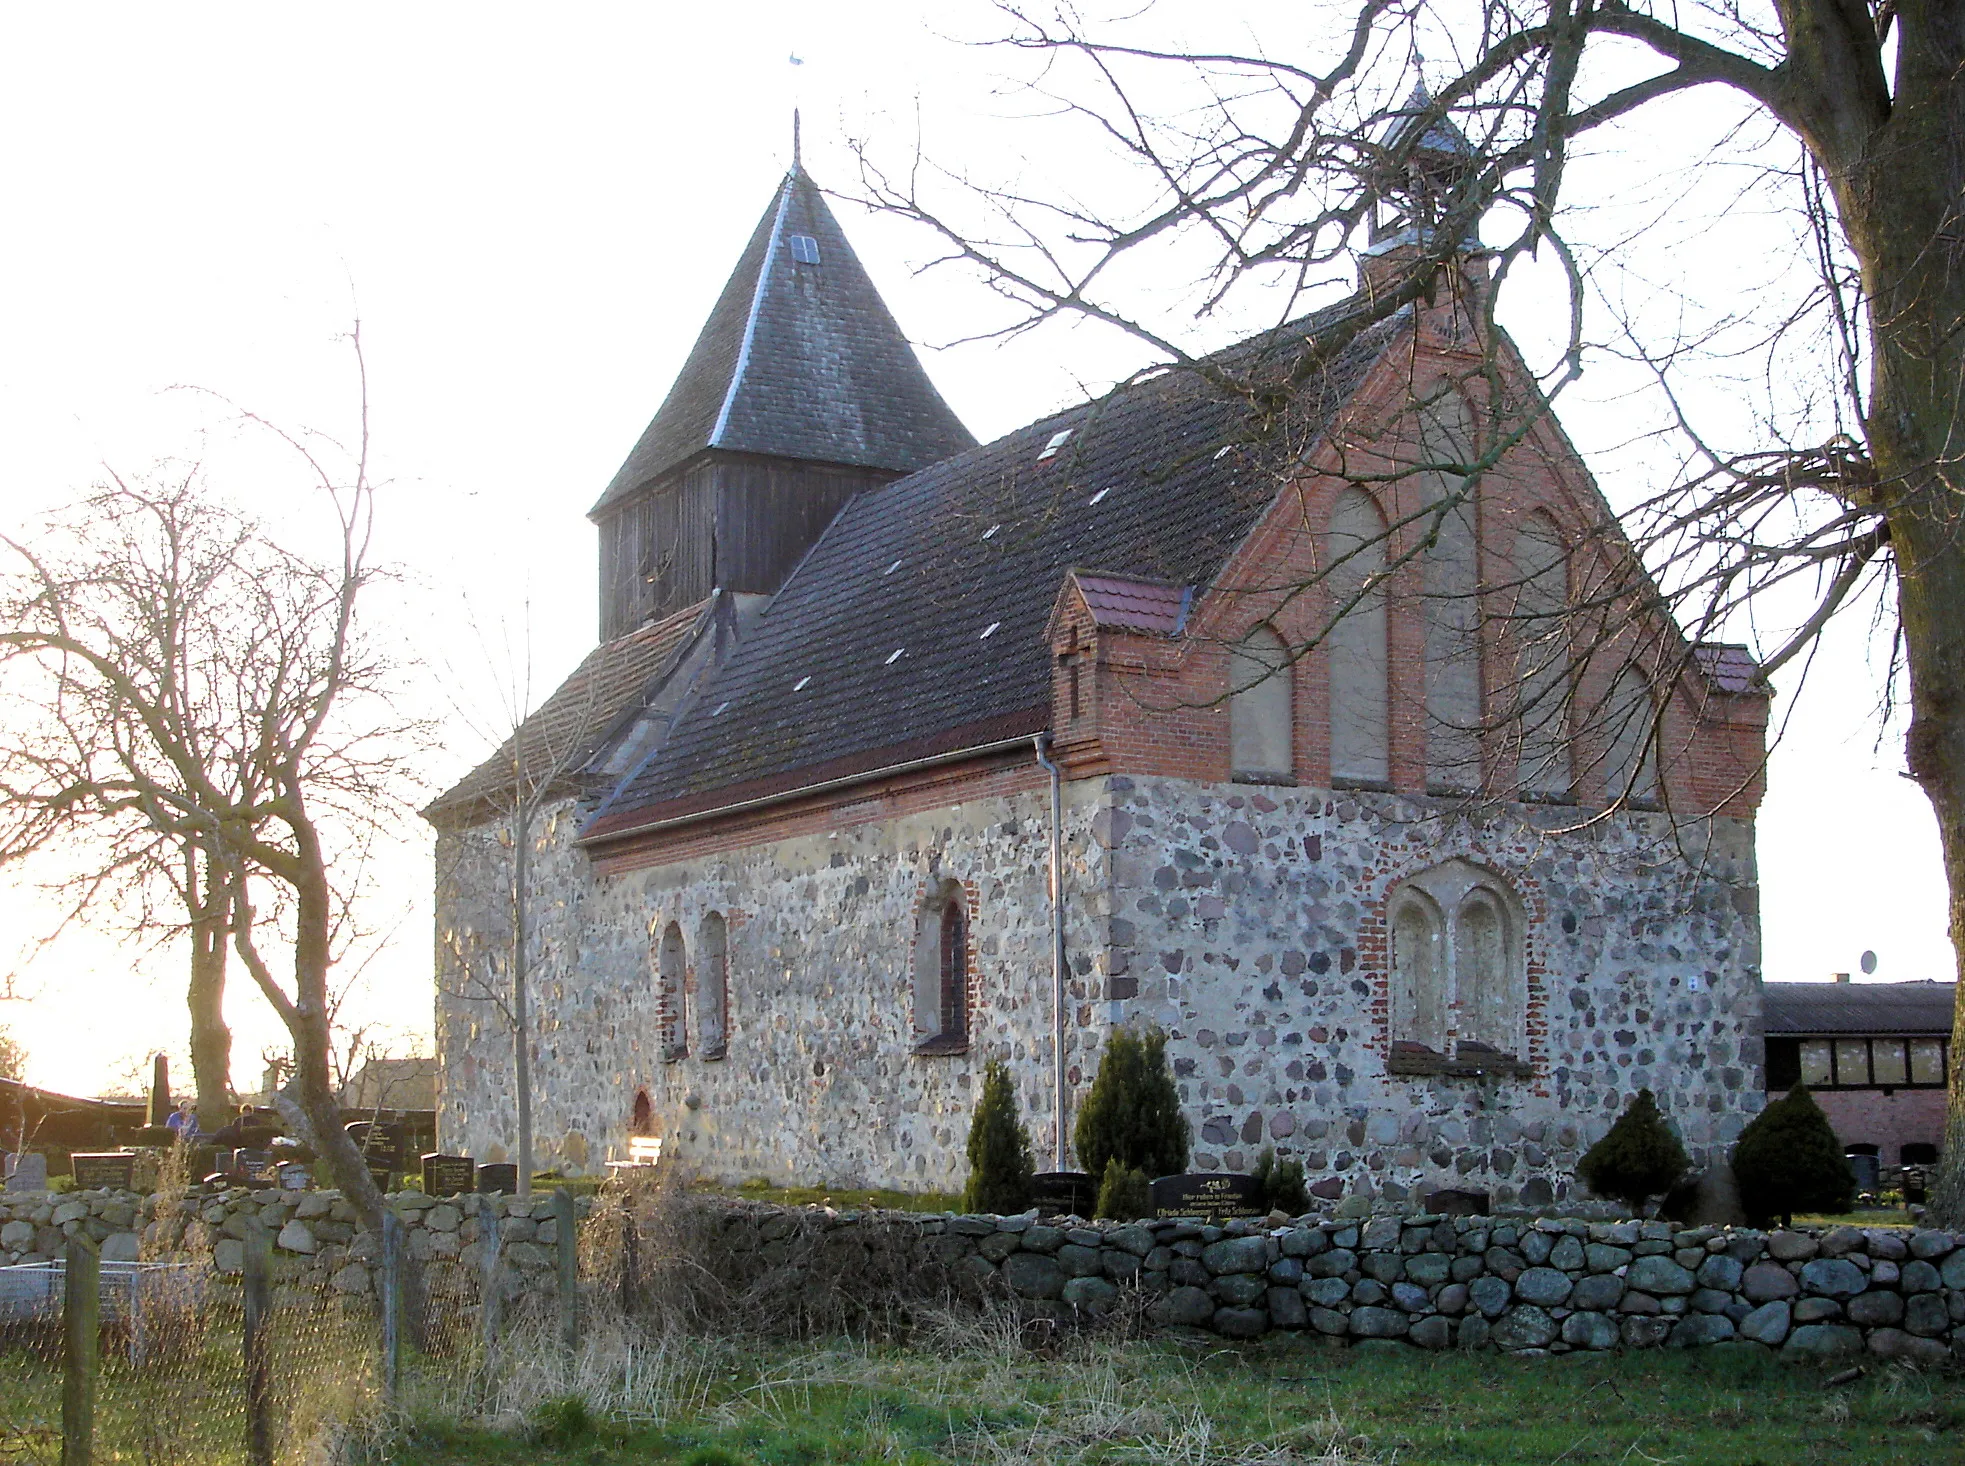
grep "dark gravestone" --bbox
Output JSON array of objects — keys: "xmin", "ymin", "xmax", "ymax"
[
  {"xmin": 1149, "ymin": 1172, "xmax": 1265, "ymax": 1222},
  {"xmin": 345, "ymin": 1121, "xmax": 404, "ymax": 1169},
  {"xmin": 1904, "ymin": 1168, "xmax": 1929, "ymax": 1206},
  {"xmin": 1425, "ymin": 1188, "xmax": 1491, "ymax": 1218},
  {"xmin": 421, "ymin": 1153, "xmax": 476, "ymax": 1197},
  {"xmin": 476, "ymin": 1163, "xmax": 518, "ymax": 1195},
  {"xmin": 367, "ymin": 1162, "xmax": 396, "ymax": 1193},
  {"xmin": 1030, "ymin": 1171, "xmax": 1096, "ymax": 1218},
  {"xmin": 69, "ymin": 1153, "xmax": 136, "ymax": 1191},
  {"xmin": 237, "ymin": 1149, "xmax": 278, "ymax": 1184}
]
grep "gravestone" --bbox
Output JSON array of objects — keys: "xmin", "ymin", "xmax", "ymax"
[
  {"xmin": 421, "ymin": 1153, "xmax": 475, "ymax": 1197},
  {"xmin": 5, "ymin": 1152, "xmax": 49, "ymax": 1192},
  {"xmin": 367, "ymin": 1162, "xmax": 396, "ymax": 1193},
  {"xmin": 476, "ymin": 1162, "xmax": 518, "ymax": 1195},
  {"xmin": 1424, "ymin": 1188, "xmax": 1491, "ymax": 1218},
  {"xmin": 278, "ymin": 1163, "xmax": 311, "ymax": 1191},
  {"xmin": 1030, "ymin": 1171, "xmax": 1096, "ymax": 1218},
  {"xmin": 236, "ymin": 1149, "xmax": 279, "ymax": 1185},
  {"xmin": 345, "ymin": 1120, "xmax": 404, "ymax": 1168},
  {"xmin": 1149, "ymin": 1172, "xmax": 1265, "ymax": 1222},
  {"xmin": 70, "ymin": 1153, "xmax": 136, "ymax": 1191}
]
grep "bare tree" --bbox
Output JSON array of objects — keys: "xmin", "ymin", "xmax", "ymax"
[
  {"xmin": 430, "ymin": 612, "xmax": 684, "ymax": 1193},
  {"xmin": 0, "ymin": 351, "xmax": 417, "ymax": 1227},
  {"xmin": 852, "ymin": 4, "xmax": 1965, "ymax": 1214}
]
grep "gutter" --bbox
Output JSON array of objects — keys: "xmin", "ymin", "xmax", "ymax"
[
  {"xmin": 1032, "ymin": 732, "xmax": 1068, "ymax": 1171},
  {"xmin": 578, "ymin": 734, "xmax": 1038, "ymax": 849}
]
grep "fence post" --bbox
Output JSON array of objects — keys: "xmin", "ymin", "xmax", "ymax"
[
  {"xmin": 241, "ymin": 1215, "xmax": 273, "ymax": 1466},
  {"xmin": 619, "ymin": 1194, "xmax": 639, "ymax": 1317},
  {"xmin": 61, "ymin": 1234, "xmax": 98, "ymax": 1466},
  {"xmin": 380, "ymin": 1209, "xmax": 405, "ymax": 1401},
  {"xmin": 552, "ymin": 1187, "xmax": 578, "ymax": 1355},
  {"xmin": 478, "ymin": 1193, "xmax": 503, "ymax": 1358}
]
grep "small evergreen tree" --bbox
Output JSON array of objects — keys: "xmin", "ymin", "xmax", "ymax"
[
  {"xmin": 1073, "ymin": 1026, "xmax": 1190, "ymax": 1183},
  {"xmin": 1733, "ymin": 1083, "xmax": 1856, "ymax": 1227},
  {"xmin": 962, "ymin": 1060, "xmax": 1035, "ymax": 1214},
  {"xmin": 1576, "ymin": 1088, "xmax": 1690, "ymax": 1212},
  {"xmin": 1251, "ymin": 1147, "xmax": 1309, "ymax": 1214},
  {"xmin": 1094, "ymin": 1158, "xmax": 1151, "ymax": 1220}
]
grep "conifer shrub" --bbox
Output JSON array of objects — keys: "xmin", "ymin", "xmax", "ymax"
[
  {"xmin": 1732, "ymin": 1083, "xmax": 1856, "ymax": 1227},
  {"xmin": 1251, "ymin": 1147, "xmax": 1309, "ymax": 1214},
  {"xmin": 1094, "ymin": 1158, "xmax": 1151, "ymax": 1220},
  {"xmin": 962, "ymin": 1059, "xmax": 1034, "ymax": 1214},
  {"xmin": 1073, "ymin": 1026, "xmax": 1190, "ymax": 1183},
  {"xmin": 1575, "ymin": 1088, "xmax": 1690, "ymax": 1212}
]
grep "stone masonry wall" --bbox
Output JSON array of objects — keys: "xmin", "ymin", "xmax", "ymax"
[
  {"xmin": 0, "ymin": 1184, "xmax": 581, "ymax": 1319},
  {"xmin": 1105, "ymin": 776, "xmax": 1763, "ymax": 1211},
  {"xmin": 436, "ymin": 781, "xmax": 1112, "ymax": 1192},
  {"xmin": 704, "ymin": 1201, "xmax": 1964, "ymax": 1363}
]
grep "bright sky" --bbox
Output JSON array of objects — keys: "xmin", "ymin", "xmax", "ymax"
[{"xmin": 0, "ymin": 4, "xmax": 1948, "ymax": 1097}]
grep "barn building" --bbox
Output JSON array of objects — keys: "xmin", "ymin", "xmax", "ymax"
[{"xmin": 428, "ymin": 136, "xmax": 1771, "ymax": 1212}]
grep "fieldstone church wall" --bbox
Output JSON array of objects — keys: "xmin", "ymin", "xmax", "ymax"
[{"xmin": 435, "ymin": 771, "xmax": 1762, "ymax": 1205}]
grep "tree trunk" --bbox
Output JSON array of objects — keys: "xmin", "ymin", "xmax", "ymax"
[
  {"xmin": 1821, "ymin": 16, "xmax": 1965, "ymax": 1221},
  {"xmin": 187, "ymin": 851, "xmax": 233, "ymax": 1131},
  {"xmin": 513, "ymin": 805, "xmax": 534, "ymax": 1197}
]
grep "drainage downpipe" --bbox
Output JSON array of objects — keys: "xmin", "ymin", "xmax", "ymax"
[{"xmin": 1033, "ymin": 733, "xmax": 1068, "ymax": 1171}]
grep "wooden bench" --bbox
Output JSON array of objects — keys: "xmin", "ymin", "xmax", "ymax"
[{"xmin": 606, "ymin": 1136, "xmax": 662, "ymax": 1173}]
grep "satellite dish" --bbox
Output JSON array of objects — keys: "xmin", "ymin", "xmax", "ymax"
[{"xmin": 1860, "ymin": 950, "xmax": 1878, "ymax": 976}]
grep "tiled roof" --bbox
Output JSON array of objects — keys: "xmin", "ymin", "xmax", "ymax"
[
  {"xmin": 590, "ymin": 167, "xmax": 975, "ymax": 516},
  {"xmin": 1762, "ymin": 981, "xmax": 1955, "ymax": 1036},
  {"xmin": 424, "ymin": 599, "xmax": 712, "ymax": 826},
  {"xmin": 1072, "ymin": 571, "xmax": 1191, "ymax": 636},
  {"xmin": 1692, "ymin": 643, "xmax": 1761, "ymax": 695},
  {"xmin": 584, "ymin": 301, "xmax": 1409, "ymax": 838}
]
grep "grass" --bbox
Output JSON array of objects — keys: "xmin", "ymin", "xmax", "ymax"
[
  {"xmin": 709, "ymin": 1178, "xmax": 964, "ymax": 1213},
  {"xmin": 387, "ymin": 1319, "xmax": 1965, "ymax": 1466}
]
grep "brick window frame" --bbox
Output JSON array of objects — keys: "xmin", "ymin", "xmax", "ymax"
[{"xmin": 912, "ymin": 877, "xmax": 976, "ymax": 1056}]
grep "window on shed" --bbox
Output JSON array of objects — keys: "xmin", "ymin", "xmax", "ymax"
[
  {"xmin": 1509, "ymin": 511, "xmax": 1573, "ymax": 799},
  {"xmin": 1871, "ymin": 1037, "xmax": 1909, "ymax": 1087},
  {"xmin": 1800, "ymin": 1039, "xmax": 1832, "ymax": 1087},
  {"xmin": 1229, "ymin": 625, "xmax": 1293, "ymax": 781},
  {"xmin": 1903, "ymin": 1142, "xmax": 1940, "ymax": 1165},
  {"xmin": 1835, "ymin": 1038, "xmax": 1870, "ymax": 1086},
  {"xmin": 1911, "ymin": 1039, "xmax": 1946, "ymax": 1086},
  {"xmin": 1763, "ymin": 1038, "xmax": 1801, "ymax": 1090},
  {"xmin": 1327, "ymin": 488, "xmax": 1389, "ymax": 784},
  {"xmin": 913, "ymin": 880, "xmax": 970, "ymax": 1052},
  {"xmin": 698, "ymin": 912, "xmax": 728, "ymax": 1060},
  {"xmin": 658, "ymin": 921, "xmax": 688, "ymax": 1061}
]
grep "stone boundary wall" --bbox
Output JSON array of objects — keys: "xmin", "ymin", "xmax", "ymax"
[
  {"xmin": 703, "ymin": 1203, "xmax": 1965, "ymax": 1363},
  {"xmin": 0, "ymin": 1186, "xmax": 585, "ymax": 1316}
]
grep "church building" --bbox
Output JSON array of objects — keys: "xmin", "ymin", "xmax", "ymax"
[{"xmin": 429, "ymin": 122, "xmax": 1770, "ymax": 1212}]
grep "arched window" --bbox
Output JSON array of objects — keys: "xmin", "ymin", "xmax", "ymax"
[
  {"xmin": 698, "ymin": 911, "xmax": 728, "ymax": 1060},
  {"xmin": 1328, "ymin": 487, "xmax": 1389, "ymax": 784},
  {"xmin": 913, "ymin": 880, "xmax": 969, "ymax": 1052},
  {"xmin": 1510, "ymin": 511, "xmax": 1572, "ymax": 799},
  {"xmin": 1454, "ymin": 890, "xmax": 1515, "ymax": 1054},
  {"xmin": 629, "ymin": 1089, "xmax": 655, "ymax": 1137},
  {"xmin": 1418, "ymin": 392, "xmax": 1484, "ymax": 793},
  {"xmin": 1600, "ymin": 665, "xmax": 1660, "ymax": 806},
  {"xmin": 1385, "ymin": 861, "xmax": 1529, "ymax": 1077},
  {"xmin": 658, "ymin": 921, "xmax": 688, "ymax": 1061},
  {"xmin": 1229, "ymin": 625, "xmax": 1292, "ymax": 780},
  {"xmin": 1390, "ymin": 892, "xmax": 1447, "ymax": 1055}
]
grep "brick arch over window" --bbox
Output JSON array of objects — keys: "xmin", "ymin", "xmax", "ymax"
[
  {"xmin": 657, "ymin": 920, "xmax": 688, "ymax": 1062},
  {"xmin": 913, "ymin": 879, "xmax": 970, "ymax": 1053},
  {"xmin": 698, "ymin": 911, "xmax": 729, "ymax": 1060},
  {"xmin": 1385, "ymin": 860, "xmax": 1530, "ymax": 1077},
  {"xmin": 1229, "ymin": 624, "xmax": 1292, "ymax": 781},
  {"xmin": 1327, "ymin": 486, "xmax": 1389, "ymax": 785}
]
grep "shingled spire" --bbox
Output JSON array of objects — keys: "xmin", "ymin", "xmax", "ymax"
[{"xmin": 590, "ymin": 161, "xmax": 974, "ymax": 637}]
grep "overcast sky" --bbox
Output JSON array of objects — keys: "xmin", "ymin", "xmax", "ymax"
[{"xmin": 0, "ymin": 3, "xmax": 1946, "ymax": 1096}]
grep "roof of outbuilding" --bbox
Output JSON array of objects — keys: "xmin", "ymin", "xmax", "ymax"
[
  {"xmin": 589, "ymin": 166, "xmax": 975, "ymax": 517},
  {"xmin": 424, "ymin": 598, "xmax": 712, "ymax": 827},
  {"xmin": 583, "ymin": 301, "xmax": 1410, "ymax": 838},
  {"xmin": 1762, "ymin": 981, "xmax": 1955, "ymax": 1036},
  {"xmin": 1692, "ymin": 643, "xmax": 1761, "ymax": 695}
]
